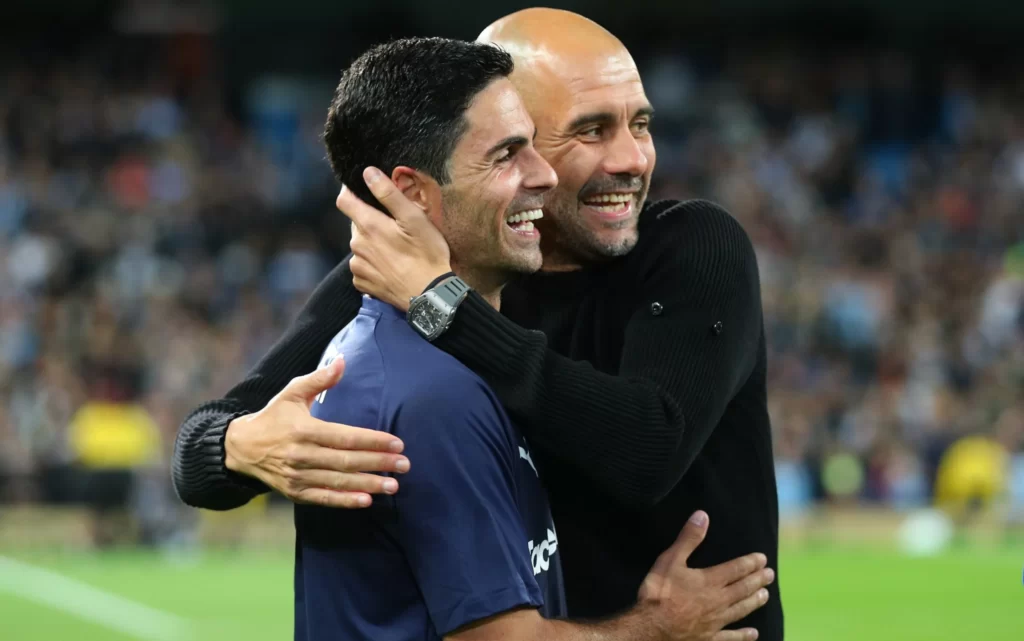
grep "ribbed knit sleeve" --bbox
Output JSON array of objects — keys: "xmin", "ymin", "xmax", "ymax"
[
  {"xmin": 171, "ymin": 256, "xmax": 364, "ymax": 509},
  {"xmin": 433, "ymin": 201, "xmax": 763, "ymax": 507}
]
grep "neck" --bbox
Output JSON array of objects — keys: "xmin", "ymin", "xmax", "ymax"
[
  {"xmin": 537, "ymin": 222, "xmax": 584, "ymax": 272},
  {"xmin": 451, "ymin": 261, "xmax": 505, "ymax": 311},
  {"xmin": 539, "ymin": 251, "xmax": 584, "ymax": 272}
]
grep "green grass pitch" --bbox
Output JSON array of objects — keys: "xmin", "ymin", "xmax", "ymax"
[{"xmin": 0, "ymin": 545, "xmax": 1020, "ymax": 640}]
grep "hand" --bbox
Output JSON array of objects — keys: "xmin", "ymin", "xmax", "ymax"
[
  {"xmin": 224, "ymin": 358, "xmax": 411, "ymax": 508},
  {"xmin": 639, "ymin": 511, "xmax": 774, "ymax": 641},
  {"xmin": 336, "ymin": 166, "xmax": 452, "ymax": 311}
]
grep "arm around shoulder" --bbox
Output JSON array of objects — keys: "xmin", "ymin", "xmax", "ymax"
[{"xmin": 171, "ymin": 256, "xmax": 364, "ymax": 509}]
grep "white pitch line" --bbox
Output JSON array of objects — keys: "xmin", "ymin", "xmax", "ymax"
[{"xmin": 0, "ymin": 555, "xmax": 196, "ymax": 641}]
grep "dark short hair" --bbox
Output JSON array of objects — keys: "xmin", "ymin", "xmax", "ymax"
[{"xmin": 324, "ymin": 37, "xmax": 514, "ymax": 211}]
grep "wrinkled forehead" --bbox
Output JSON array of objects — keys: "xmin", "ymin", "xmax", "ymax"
[
  {"xmin": 564, "ymin": 54, "xmax": 647, "ymax": 120},
  {"xmin": 517, "ymin": 50, "xmax": 648, "ymax": 129}
]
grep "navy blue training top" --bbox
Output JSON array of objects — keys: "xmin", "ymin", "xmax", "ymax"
[{"xmin": 296, "ymin": 296, "xmax": 566, "ymax": 641}]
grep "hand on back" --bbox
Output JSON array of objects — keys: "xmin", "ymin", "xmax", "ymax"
[
  {"xmin": 225, "ymin": 358, "xmax": 410, "ymax": 508},
  {"xmin": 639, "ymin": 511, "xmax": 774, "ymax": 641}
]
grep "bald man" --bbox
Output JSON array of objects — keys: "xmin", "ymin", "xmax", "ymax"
[{"xmin": 173, "ymin": 8, "xmax": 782, "ymax": 641}]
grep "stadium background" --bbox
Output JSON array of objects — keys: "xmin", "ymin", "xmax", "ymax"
[{"xmin": 1, "ymin": 0, "xmax": 1022, "ymax": 639}]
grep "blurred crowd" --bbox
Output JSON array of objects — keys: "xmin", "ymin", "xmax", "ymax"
[
  {"xmin": 1, "ymin": 33, "xmax": 1023, "ymax": 535},
  {"xmin": 0, "ymin": 35, "xmax": 340, "ymax": 540}
]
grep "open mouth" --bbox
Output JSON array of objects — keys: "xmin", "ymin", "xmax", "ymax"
[
  {"xmin": 581, "ymin": 193, "xmax": 634, "ymax": 217},
  {"xmin": 505, "ymin": 208, "xmax": 543, "ymax": 234}
]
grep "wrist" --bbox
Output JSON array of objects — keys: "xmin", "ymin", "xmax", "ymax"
[
  {"xmin": 397, "ymin": 265, "xmax": 454, "ymax": 312},
  {"xmin": 634, "ymin": 601, "xmax": 673, "ymax": 641},
  {"xmin": 421, "ymin": 270, "xmax": 456, "ymax": 295},
  {"xmin": 223, "ymin": 415, "xmax": 251, "ymax": 476}
]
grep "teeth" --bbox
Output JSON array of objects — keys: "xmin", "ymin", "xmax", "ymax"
[
  {"xmin": 584, "ymin": 193, "xmax": 632, "ymax": 205},
  {"xmin": 506, "ymin": 209, "xmax": 543, "ymax": 223},
  {"xmin": 506, "ymin": 218, "xmax": 536, "ymax": 233}
]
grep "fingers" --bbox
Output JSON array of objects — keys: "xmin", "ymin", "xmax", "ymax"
[
  {"xmin": 350, "ymin": 251, "xmax": 378, "ymax": 282},
  {"xmin": 721, "ymin": 568, "xmax": 775, "ymax": 609},
  {"xmin": 293, "ymin": 487, "xmax": 373, "ymax": 509},
  {"xmin": 642, "ymin": 511, "xmax": 709, "ymax": 588},
  {"xmin": 336, "ymin": 183, "xmax": 386, "ymax": 230},
  {"xmin": 303, "ymin": 418, "xmax": 405, "ymax": 454},
  {"xmin": 349, "ymin": 256, "xmax": 389, "ymax": 301},
  {"xmin": 711, "ymin": 628, "xmax": 759, "ymax": 641},
  {"xmin": 670, "ymin": 511, "xmax": 710, "ymax": 562},
  {"xmin": 295, "ymin": 469, "xmax": 401, "ymax": 496},
  {"xmin": 362, "ymin": 167, "xmax": 423, "ymax": 224},
  {"xmin": 718, "ymin": 588, "xmax": 770, "ymax": 628},
  {"xmin": 298, "ymin": 447, "xmax": 410, "ymax": 476},
  {"xmin": 285, "ymin": 359, "xmax": 346, "ymax": 405},
  {"xmin": 706, "ymin": 552, "xmax": 768, "ymax": 587}
]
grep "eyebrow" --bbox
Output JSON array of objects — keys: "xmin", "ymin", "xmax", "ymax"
[
  {"xmin": 567, "ymin": 106, "xmax": 656, "ymax": 131},
  {"xmin": 484, "ymin": 127, "xmax": 538, "ymax": 157}
]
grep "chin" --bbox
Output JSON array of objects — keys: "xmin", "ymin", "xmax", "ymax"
[
  {"xmin": 506, "ymin": 251, "xmax": 544, "ymax": 275},
  {"xmin": 591, "ymin": 230, "xmax": 639, "ymax": 259}
]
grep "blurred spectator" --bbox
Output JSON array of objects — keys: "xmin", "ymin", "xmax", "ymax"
[{"xmin": 67, "ymin": 355, "xmax": 161, "ymax": 546}]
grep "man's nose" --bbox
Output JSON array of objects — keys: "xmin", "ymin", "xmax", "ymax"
[
  {"xmin": 523, "ymin": 147, "xmax": 558, "ymax": 193},
  {"xmin": 602, "ymin": 126, "xmax": 648, "ymax": 177}
]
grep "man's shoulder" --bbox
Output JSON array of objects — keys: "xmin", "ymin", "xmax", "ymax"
[
  {"xmin": 639, "ymin": 198, "xmax": 753, "ymax": 253},
  {"xmin": 606, "ymin": 198, "xmax": 761, "ymax": 301},
  {"xmin": 315, "ymin": 313, "xmax": 512, "ymax": 449},
  {"xmin": 388, "ymin": 361, "xmax": 504, "ymax": 425},
  {"xmin": 376, "ymin": 319, "xmax": 492, "ymax": 397},
  {"xmin": 375, "ymin": 319, "xmax": 510, "ymax": 429}
]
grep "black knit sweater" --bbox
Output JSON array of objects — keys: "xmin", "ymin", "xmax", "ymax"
[{"xmin": 172, "ymin": 199, "xmax": 782, "ymax": 639}]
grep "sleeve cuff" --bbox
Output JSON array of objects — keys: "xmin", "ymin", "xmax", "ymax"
[
  {"xmin": 434, "ymin": 583, "xmax": 543, "ymax": 636},
  {"xmin": 213, "ymin": 410, "xmax": 272, "ymax": 493},
  {"xmin": 172, "ymin": 404, "xmax": 270, "ymax": 509}
]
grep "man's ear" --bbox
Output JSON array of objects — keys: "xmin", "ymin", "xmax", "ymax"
[{"xmin": 391, "ymin": 166, "xmax": 432, "ymax": 213}]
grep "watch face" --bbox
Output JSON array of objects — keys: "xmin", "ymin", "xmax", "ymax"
[{"xmin": 410, "ymin": 301, "xmax": 445, "ymax": 337}]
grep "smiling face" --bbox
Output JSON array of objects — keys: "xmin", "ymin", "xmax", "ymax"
[
  {"xmin": 479, "ymin": 9, "xmax": 658, "ymax": 271},
  {"xmin": 434, "ymin": 77, "xmax": 557, "ymax": 288},
  {"xmin": 532, "ymin": 53, "xmax": 655, "ymax": 268}
]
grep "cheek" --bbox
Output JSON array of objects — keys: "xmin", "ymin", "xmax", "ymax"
[
  {"xmin": 539, "ymin": 142, "xmax": 586, "ymax": 192},
  {"xmin": 549, "ymin": 162, "xmax": 592, "ymax": 202},
  {"xmin": 490, "ymin": 179, "xmax": 517, "ymax": 221},
  {"xmin": 642, "ymin": 139, "xmax": 657, "ymax": 177}
]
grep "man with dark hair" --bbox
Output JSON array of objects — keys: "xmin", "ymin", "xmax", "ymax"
[
  {"xmin": 294, "ymin": 37, "xmax": 771, "ymax": 641},
  {"xmin": 323, "ymin": 37, "xmax": 512, "ymax": 214}
]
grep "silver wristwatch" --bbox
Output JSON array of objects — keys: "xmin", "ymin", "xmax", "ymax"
[{"xmin": 407, "ymin": 275, "xmax": 471, "ymax": 341}]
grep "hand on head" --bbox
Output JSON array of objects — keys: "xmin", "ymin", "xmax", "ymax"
[{"xmin": 337, "ymin": 167, "xmax": 453, "ymax": 310}]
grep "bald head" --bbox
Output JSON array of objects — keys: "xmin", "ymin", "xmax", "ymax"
[
  {"xmin": 477, "ymin": 9, "xmax": 638, "ymax": 121},
  {"xmin": 477, "ymin": 8, "xmax": 626, "ymax": 62}
]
